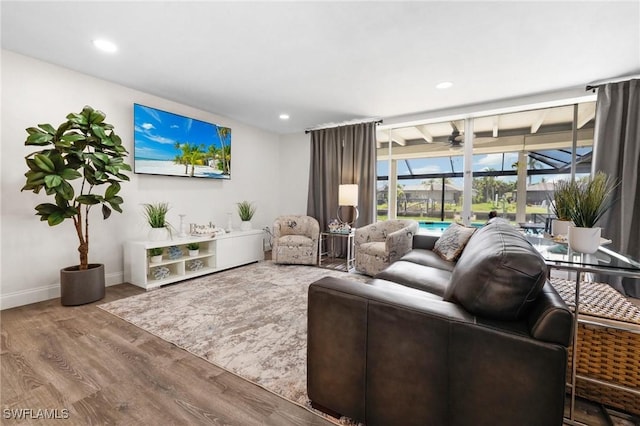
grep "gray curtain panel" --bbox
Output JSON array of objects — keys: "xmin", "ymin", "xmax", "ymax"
[
  {"xmin": 307, "ymin": 121, "xmax": 377, "ymax": 232},
  {"xmin": 592, "ymin": 79, "xmax": 640, "ymax": 297}
]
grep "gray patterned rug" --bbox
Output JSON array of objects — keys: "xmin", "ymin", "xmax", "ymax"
[{"xmin": 99, "ymin": 261, "xmax": 368, "ymax": 421}]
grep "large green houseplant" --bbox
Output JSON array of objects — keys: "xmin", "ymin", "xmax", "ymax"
[{"xmin": 21, "ymin": 106, "xmax": 131, "ymax": 305}]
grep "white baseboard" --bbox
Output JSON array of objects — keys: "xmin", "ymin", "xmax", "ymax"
[{"xmin": 0, "ymin": 271, "xmax": 124, "ymax": 310}]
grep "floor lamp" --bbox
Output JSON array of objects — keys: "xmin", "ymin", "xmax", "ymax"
[{"xmin": 338, "ymin": 184, "xmax": 359, "ymax": 229}]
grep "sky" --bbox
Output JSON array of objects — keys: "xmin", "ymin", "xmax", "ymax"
[{"xmin": 133, "ymin": 104, "xmax": 230, "ymax": 160}]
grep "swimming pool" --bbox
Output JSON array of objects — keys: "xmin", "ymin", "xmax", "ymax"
[{"xmin": 418, "ymin": 221, "xmax": 483, "ymax": 234}]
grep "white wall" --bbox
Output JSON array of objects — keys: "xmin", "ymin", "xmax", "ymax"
[{"xmin": 1, "ymin": 50, "xmax": 288, "ymax": 309}]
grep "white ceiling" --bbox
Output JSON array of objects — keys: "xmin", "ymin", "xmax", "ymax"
[{"xmin": 2, "ymin": 1, "xmax": 639, "ymax": 134}]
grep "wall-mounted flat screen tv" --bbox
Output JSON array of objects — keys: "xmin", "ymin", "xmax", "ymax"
[{"xmin": 133, "ymin": 103, "xmax": 231, "ymax": 179}]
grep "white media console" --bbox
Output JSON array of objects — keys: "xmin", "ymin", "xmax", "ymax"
[{"xmin": 124, "ymin": 229, "xmax": 264, "ymax": 290}]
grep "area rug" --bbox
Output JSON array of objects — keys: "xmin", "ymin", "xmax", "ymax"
[{"xmin": 98, "ymin": 261, "xmax": 369, "ymax": 422}]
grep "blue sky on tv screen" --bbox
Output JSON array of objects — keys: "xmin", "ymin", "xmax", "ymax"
[{"xmin": 134, "ymin": 104, "xmax": 229, "ymax": 161}]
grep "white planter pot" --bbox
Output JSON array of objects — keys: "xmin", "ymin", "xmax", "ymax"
[
  {"xmin": 568, "ymin": 226, "xmax": 601, "ymax": 254},
  {"xmin": 551, "ymin": 219, "xmax": 572, "ymax": 237},
  {"xmin": 148, "ymin": 227, "xmax": 169, "ymax": 241},
  {"xmin": 150, "ymin": 255, "xmax": 163, "ymax": 263},
  {"xmin": 188, "ymin": 249, "xmax": 199, "ymax": 257},
  {"xmin": 240, "ymin": 221, "xmax": 252, "ymax": 231}
]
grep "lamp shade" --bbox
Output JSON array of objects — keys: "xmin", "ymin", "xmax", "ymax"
[{"xmin": 339, "ymin": 184, "xmax": 358, "ymax": 206}]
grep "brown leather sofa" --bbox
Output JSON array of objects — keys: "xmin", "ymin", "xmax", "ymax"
[{"xmin": 307, "ymin": 219, "xmax": 572, "ymax": 426}]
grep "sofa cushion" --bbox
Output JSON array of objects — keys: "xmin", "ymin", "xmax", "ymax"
[
  {"xmin": 375, "ymin": 260, "xmax": 451, "ymax": 297},
  {"xmin": 444, "ymin": 220, "xmax": 547, "ymax": 320},
  {"xmin": 432, "ymin": 223, "xmax": 477, "ymax": 261},
  {"xmin": 400, "ymin": 249, "xmax": 455, "ymax": 272}
]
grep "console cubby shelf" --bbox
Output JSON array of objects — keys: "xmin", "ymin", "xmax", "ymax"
[{"xmin": 124, "ymin": 229, "xmax": 264, "ymax": 290}]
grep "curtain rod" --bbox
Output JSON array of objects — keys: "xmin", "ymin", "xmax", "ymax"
[
  {"xmin": 586, "ymin": 75, "xmax": 640, "ymax": 92},
  {"xmin": 305, "ymin": 119, "xmax": 382, "ymax": 134}
]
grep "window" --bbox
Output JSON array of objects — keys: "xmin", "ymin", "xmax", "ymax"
[{"xmin": 377, "ymin": 102, "xmax": 595, "ymax": 226}]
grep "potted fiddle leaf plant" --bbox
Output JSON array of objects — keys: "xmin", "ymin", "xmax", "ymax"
[
  {"xmin": 237, "ymin": 201, "xmax": 256, "ymax": 231},
  {"xmin": 567, "ymin": 171, "xmax": 619, "ymax": 254},
  {"xmin": 21, "ymin": 106, "xmax": 131, "ymax": 306}
]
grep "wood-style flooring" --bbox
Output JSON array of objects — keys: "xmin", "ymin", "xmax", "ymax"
[{"xmin": 1, "ymin": 284, "xmax": 638, "ymax": 425}]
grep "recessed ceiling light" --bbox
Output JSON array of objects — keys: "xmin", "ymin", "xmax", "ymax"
[
  {"xmin": 279, "ymin": 114, "xmax": 290, "ymax": 120},
  {"xmin": 92, "ymin": 39, "xmax": 118, "ymax": 53},
  {"xmin": 436, "ymin": 81, "xmax": 453, "ymax": 89}
]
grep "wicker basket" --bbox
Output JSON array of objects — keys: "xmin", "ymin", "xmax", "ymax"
[{"xmin": 550, "ymin": 278, "xmax": 640, "ymax": 416}]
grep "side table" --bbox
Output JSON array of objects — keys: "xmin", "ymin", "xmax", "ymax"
[
  {"xmin": 318, "ymin": 230, "xmax": 355, "ymax": 271},
  {"xmin": 529, "ymin": 236, "xmax": 640, "ymax": 425}
]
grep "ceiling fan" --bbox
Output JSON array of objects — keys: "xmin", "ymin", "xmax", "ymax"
[
  {"xmin": 444, "ymin": 121, "xmax": 496, "ymax": 149},
  {"xmin": 448, "ymin": 129, "xmax": 464, "ymax": 148}
]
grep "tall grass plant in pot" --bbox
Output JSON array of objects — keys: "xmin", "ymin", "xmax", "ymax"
[
  {"xmin": 143, "ymin": 202, "xmax": 172, "ymax": 241},
  {"xmin": 237, "ymin": 201, "xmax": 256, "ymax": 231},
  {"xmin": 548, "ymin": 179, "xmax": 577, "ymax": 236},
  {"xmin": 21, "ymin": 106, "xmax": 131, "ymax": 305},
  {"xmin": 567, "ymin": 172, "xmax": 618, "ymax": 254}
]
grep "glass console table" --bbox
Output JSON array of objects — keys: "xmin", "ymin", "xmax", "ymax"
[{"xmin": 528, "ymin": 236, "xmax": 640, "ymax": 424}]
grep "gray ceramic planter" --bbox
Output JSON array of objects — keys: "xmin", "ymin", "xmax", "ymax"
[{"xmin": 60, "ymin": 263, "xmax": 105, "ymax": 306}]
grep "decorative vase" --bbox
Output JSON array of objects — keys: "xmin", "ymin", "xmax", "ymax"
[
  {"xmin": 226, "ymin": 212, "xmax": 233, "ymax": 233},
  {"xmin": 551, "ymin": 219, "xmax": 572, "ymax": 237},
  {"xmin": 60, "ymin": 263, "xmax": 105, "ymax": 306},
  {"xmin": 167, "ymin": 246, "xmax": 183, "ymax": 259},
  {"xmin": 148, "ymin": 227, "xmax": 169, "ymax": 241},
  {"xmin": 188, "ymin": 249, "xmax": 199, "ymax": 257},
  {"xmin": 240, "ymin": 221, "xmax": 252, "ymax": 231},
  {"xmin": 568, "ymin": 226, "xmax": 601, "ymax": 254},
  {"xmin": 150, "ymin": 255, "xmax": 163, "ymax": 263}
]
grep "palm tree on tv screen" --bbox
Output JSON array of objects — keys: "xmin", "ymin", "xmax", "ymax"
[
  {"xmin": 186, "ymin": 144, "xmax": 205, "ymax": 177},
  {"xmin": 174, "ymin": 142, "xmax": 191, "ymax": 174},
  {"xmin": 216, "ymin": 126, "xmax": 231, "ymax": 175}
]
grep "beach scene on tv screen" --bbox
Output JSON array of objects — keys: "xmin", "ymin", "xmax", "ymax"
[{"xmin": 134, "ymin": 104, "xmax": 231, "ymax": 179}]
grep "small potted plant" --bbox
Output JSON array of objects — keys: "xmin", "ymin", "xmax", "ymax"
[
  {"xmin": 567, "ymin": 171, "xmax": 618, "ymax": 254},
  {"xmin": 149, "ymin": 247, "xmax": 164, "ymax": 263},
  {"xmin": 548, "ymin": 179, "xmax": 578, "ymax": 236},
  {"xmin": 186, "ymin": 242, "xmax": 200, "ymax": 256},
  {"xmin": 143, "ymin": 202, "xmax": 172, "ymax": 241},
  {"xmin": 237, "ymin": 201, "xmax": 256, "ymax": 231}
]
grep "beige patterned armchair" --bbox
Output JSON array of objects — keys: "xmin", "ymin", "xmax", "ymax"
[
  {"xmin": 272, "ymin": 215, "xmax": 320, "ymax": 265},
  {"xmin": 354, "ymin": 219, "xmax": 419, "ymax": 276}
]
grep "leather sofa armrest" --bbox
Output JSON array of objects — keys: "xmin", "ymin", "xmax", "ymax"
[
  {"xmin": 412, "ymin": 234, "xmax": 439, "ymax": 250},
  {"xmin": 308, "ymin": 275, "xmax": 473, "ymax": 423},
  {"xmin": 310, "ymin": 276, "xmax": 473, "ymax": 322}
]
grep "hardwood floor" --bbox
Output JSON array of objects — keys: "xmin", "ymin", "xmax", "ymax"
[
  {"xmin": 1, "ymin": 284, "xmax": 638, "ymax": 425},
  {"xmin": 1, "ymin": 285, "xmax": 332, "ymax": 425}
]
